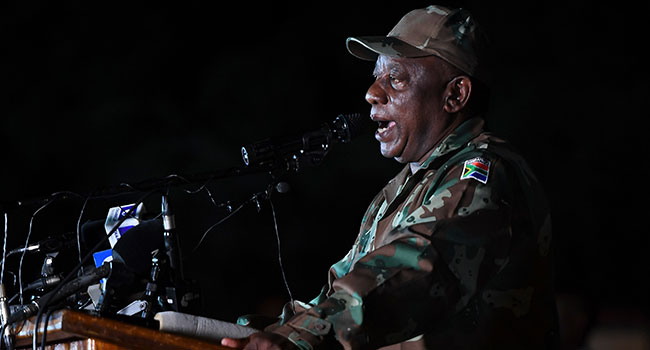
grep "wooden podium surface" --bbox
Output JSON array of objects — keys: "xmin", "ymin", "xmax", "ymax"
[{"xmin": 14, "ymin": 309, "xmax": 230, "ymax": 350}]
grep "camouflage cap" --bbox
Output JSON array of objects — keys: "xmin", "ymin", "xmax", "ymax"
[{"xmin": 346, "ymin": 5, "xmax": 489, "ymax": 82}]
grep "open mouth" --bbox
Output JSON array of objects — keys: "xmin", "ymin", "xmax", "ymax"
[
  {"xmin": 377, "ymin": 120, "xmax": 390, "ymax": 133},
  {"xmin": 376, "ymin": 120, "xmax": 396, "ymax": 135}
]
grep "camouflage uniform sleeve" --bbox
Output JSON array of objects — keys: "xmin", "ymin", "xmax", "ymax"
[{"xmin": 272, "ymin": 156, "xmax": 515, "ymax": 350}]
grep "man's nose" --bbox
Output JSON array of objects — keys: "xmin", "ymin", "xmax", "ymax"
[{"xmin": 365, "ymin": 80, "xmax": 388, "ymax": 105}]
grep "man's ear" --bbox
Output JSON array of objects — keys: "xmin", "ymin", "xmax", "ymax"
[{"xmin": 443, "ymin": 76, "xmax": 472, "ymax": 113}]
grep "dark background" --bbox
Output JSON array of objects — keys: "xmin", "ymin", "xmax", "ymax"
[{"xmin": 1, "ymin": 0, "xmax": 648, "ymax": 346}]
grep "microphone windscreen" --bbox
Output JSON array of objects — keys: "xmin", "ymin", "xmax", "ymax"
[
  {"xmin": 80, "ymin": 219, "xmax": 111, "ymax": 253},
  {"xmin": 112, "ymin": 219, "xmax": 164, "ymax": 276}
]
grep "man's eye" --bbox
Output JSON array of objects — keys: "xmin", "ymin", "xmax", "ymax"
[{"xmin": 390, "ymin": 76, "xmax": 404, "ymax": 88}]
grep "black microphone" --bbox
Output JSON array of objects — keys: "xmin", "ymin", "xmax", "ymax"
[
  {"xmin": 6, "ymin": 232, "xmax": 75, "ymax": 257},
  {"xmin": 240, "ymin": 113, "xmax": 366, "ymax": 167},
  {"xmin": 5, "ymin": 303, "xmax": 38, "ymax": 327},
  {"xmin": 6, "ymin": 263, "xmax": 112, "ymax": 324},
  {"xmin": 23, "ymin": 275, "xmax": 62, "ymax": 292}
]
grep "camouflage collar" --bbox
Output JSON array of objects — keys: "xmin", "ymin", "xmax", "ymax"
[
  {"xmin": 382, "ymin": 117, "xmax": 484, "ymax": 205},
  {"xmin": 419, "ymin": 117, "xmax": 485, "ymax": 170}
]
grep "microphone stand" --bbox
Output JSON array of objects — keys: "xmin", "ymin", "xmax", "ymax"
[{"xmin": 161, "ymin": 195, "xmax": 182, "ymax": 283}]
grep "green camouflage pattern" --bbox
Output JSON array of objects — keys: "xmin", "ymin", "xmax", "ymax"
[{"xmin": 271, "ymin": 117, "xmax": 559, "ymax": 349}]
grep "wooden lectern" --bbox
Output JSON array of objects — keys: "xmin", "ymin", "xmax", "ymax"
[{"xmin": 14, "ymin": 309, "xmax": 229, "ymax": 350}]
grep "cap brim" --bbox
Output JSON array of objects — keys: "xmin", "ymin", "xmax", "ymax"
[{"xmin": 346, "ymin": 36, "xmax": 432, "ymax": 61}]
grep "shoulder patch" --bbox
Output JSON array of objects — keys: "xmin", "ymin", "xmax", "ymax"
[{"xmin": 460, "ymin": 157, "xmax": 490, "ymax": 184}]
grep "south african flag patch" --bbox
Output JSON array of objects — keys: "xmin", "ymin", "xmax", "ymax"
[{"xmin": 460, "ymin": 157, "xmax": 490, "ymax": 184}]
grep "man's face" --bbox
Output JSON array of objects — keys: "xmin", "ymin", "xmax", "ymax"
[{"xmin": 366, "ymin": 55, "xmax": 451, "ymax": 163}]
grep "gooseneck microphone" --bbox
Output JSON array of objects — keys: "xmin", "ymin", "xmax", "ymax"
[{"xmin": 240, "ymin": 113, "xmax": 365, "ymax": 167}]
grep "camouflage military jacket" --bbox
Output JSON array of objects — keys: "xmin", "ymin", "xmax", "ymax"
[{"xmin": 271, "ymin": 117, "xmax": 559, "ymax": 350}]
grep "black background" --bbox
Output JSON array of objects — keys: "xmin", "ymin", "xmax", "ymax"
[{"xmin": 1, "ymin": 0, "xmax": 648, "ymax": 342}]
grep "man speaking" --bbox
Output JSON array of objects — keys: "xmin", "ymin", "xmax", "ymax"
[{"xmin": 223, "ymin": 5, "xmax": 559, "ymax": 350}]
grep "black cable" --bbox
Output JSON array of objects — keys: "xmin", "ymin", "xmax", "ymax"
[
  {"xmin": 75, "ymin": 196, "xmax": 91, "ymax": 275},
  {"xmin": 190, "ymin": 193, "xmax": 258, "ymax": 254},
  {"xmin": 19, "ymin": 199, "xmax": 56, "ymax": 305},
  {"xmin": 38, "ymin": 307, "xmax": 56, "ymax": 350},
  {"xmin": 268, "ymin": 197, "xmax": 294, "ymax": 313}
]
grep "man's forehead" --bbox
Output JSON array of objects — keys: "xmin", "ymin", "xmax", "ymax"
[
  {"xmin": 373, "ymin": 56, "xmax": 406, "ymax": 74},
  {"xmin": 372, "ymin": 55, "xmax": 438, "ymax": 74}
]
